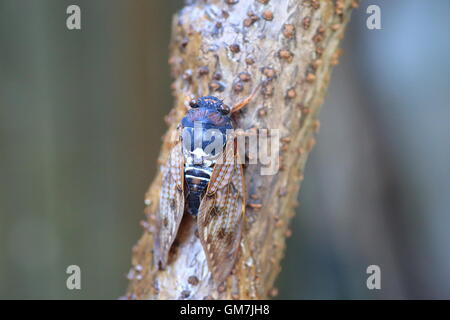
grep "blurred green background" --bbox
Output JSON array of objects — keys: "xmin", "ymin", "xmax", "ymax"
[{"xmin": 1, "ymin": 0, "xmax": 449, "ymax": 299}]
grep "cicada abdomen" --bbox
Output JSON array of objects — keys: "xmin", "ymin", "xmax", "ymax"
[{"xmin": 155, "ymin": 92, "xmax": 258, "ymax": 283}]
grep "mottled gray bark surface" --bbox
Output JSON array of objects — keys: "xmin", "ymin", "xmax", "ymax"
[{"xmin": 127, "ymin": 0, "xmax": 356, "ymax": 299}]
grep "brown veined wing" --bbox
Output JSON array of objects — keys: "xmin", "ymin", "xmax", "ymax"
[
  {"xmin": 154, "ymin": 140, "xmax": 185, "ymax": 268},
  {"xmin": 197, "ymin": 139, "xmax": 245, "ymax": 283}
]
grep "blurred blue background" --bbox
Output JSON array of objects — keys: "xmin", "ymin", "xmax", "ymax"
[{"xmin": 0, "ymin": 0, "xmax": 449, "ymax": 299}]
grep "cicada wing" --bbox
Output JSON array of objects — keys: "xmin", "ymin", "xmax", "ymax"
[
  {"xmin": 197, "ymin": 141, "xmax": 245, "ymax": 283},
  {"xmin": 154, "ymin": 141, "xmax": 185, "ymax": 268}
]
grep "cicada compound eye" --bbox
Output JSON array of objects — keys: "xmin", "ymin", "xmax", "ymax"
[
  {"xmin": 219, "ymin": 104, "xmax": 230, "ymax": 115},
  {"xmin": 189, "ymin": 99, "xmax": 199, "ymax": 108}
]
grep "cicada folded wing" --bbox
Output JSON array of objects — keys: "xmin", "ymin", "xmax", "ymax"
[
  {"xmin": 197, "ymin": 139, "xmax": 245, "ymax": 283},
  {"xmin": 154, "ymin": 141, "xmax": 185, "ymax": 268}
]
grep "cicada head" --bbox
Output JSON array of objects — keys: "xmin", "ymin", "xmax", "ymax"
[{"xmin": 180, "ymin": 96, "xmax": 233, "ymax": 166}]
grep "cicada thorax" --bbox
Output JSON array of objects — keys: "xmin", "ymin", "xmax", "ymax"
[{"xmin": 180, "ymin": 96, "xmax": 233, "ymax": 216}]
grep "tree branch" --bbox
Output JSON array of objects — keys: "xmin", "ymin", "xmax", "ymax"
[{"xmin": 126, "ymin": 0, "xmax": 356, "ymax": 300}]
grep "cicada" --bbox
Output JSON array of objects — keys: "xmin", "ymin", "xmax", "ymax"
[{"xmin": 155, "ymin": 91, "xmax": 257, "ymax": 283}]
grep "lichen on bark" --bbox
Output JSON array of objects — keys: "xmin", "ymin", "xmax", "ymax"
[{"xmin": 126, "ymin": 0, "xmax": 356, "ymax": 300}]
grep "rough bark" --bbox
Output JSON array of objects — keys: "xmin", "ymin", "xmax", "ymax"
[{"xmin": 126, "ymin": 0, "xmax": 356, "ymax": 300}]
